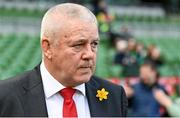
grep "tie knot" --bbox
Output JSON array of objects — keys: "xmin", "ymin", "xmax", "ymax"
[{"xmin": 60, "ymin": 88, "xmax": 76, "ymax": 99}]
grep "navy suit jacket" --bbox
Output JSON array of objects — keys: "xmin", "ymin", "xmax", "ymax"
[{"xmin": 0, "ymin": 65, "xmax": 127, "ymax": 117}]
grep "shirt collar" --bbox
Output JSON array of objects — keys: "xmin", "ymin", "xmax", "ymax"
[{"xmin": 40, "ymin": 61, "xmax": 86, "ymax": 98}]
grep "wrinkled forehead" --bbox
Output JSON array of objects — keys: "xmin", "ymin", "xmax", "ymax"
[
  {"xmin": 66, "ymin": 18, "xmax": 98, "ymax": 31},
  {"xmin": 58, "ymin": 19, "xmax": 99, "ymax": 38}
]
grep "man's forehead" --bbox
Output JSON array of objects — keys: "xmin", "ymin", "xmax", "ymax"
[
  {"xmin": 64, "ymin": 36, "xmax": 99, "ymax": 43},
  {"xmin": 67, "ymin": 19, "xmax": 97, "ymax": 29},
  {"xmin": 62, "ymin": 23, "xmax": 98, "ymax": 36}
]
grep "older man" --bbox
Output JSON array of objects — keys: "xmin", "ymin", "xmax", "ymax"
[{"xmin": 0, "ymin": 3, "xmax": 127, "ymax": 117}]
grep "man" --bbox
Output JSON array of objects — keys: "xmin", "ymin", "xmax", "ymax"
[
  {"xmin": 0, "ymin": 3, "xmax": 127, "ymax": 117},
  {"xmin": 125, "ymin": 62, "xmax": 167, "ymax": 117}
]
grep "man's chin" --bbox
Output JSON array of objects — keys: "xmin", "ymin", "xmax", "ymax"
[{"xmin": 74, "ymin": 74, "xmax": 92, "ymax": 84}]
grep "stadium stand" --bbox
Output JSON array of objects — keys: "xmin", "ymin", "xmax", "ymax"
[
  {"xmin": 0, "ymin": 34, "xmax": 41, "ymax": 80},
  {"xmin": 0, "ymin": 0, "xmax": 180, "ymax": 85}
]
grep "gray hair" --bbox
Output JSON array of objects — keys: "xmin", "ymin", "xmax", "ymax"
[{"xmin": 40, "ymin": 3, "xmax": 97, "ymax": 42}]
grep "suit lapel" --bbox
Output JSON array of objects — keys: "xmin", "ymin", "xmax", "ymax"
[
  {"xmin": 19, "ymin": 66, "xmax": 48, "ymax": 117},
  {"xmin": 85, "ymin": 76, "xmax": 110, "ymax": 117}
]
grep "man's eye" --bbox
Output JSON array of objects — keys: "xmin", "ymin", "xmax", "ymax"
[
  {"xmin": 91, "ymin": 42, "xmax": 99, "ymax": 48},
  {"xmin": 73, "ymin": 44, "xmax": 82, "ymax": 49}
]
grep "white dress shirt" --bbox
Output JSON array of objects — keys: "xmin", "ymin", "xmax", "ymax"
[{"xmin": 40, "ymin": 62, "xmax": 91, "ymax": 118}]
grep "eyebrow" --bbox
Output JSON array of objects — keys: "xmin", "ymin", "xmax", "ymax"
[
  {"xmin": 94, "ymin": 38, "xmax": 100, "ymax": 41},
  {"xmin": 73, "ymin": 39, "xmax": 85, "ymax": 43},
  {"xmin": 91, "ymin": 38, "xmax": 100, "ymax": 42},
  {"xmin": 71, "ymin": 38, "xmax": 100, "ymax": 44}
]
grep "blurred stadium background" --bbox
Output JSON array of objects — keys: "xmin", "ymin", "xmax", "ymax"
[
  {"xmin": 0, "ymin": 0, "xmax": 180, "ymax": 77},
  {"xmin": 0, "ymin": 0, "xmax": 180, "ymax": 116}
]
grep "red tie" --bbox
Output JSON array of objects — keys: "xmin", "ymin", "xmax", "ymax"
[{"xmin": 60, "ymin": 88, "xmax": 78, "ymax": 118}]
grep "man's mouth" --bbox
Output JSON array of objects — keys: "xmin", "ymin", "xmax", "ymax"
[
  {"xmin": 80, "ymin": 65, "xmax": 92, "ymax": 68},
  {"xmin": 79, "ymin": 63, "xmax": 94, "ymax": 68}
]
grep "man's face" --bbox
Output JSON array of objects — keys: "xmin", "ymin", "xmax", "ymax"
[
  {"xmin": 50, "ymin": 20, "xmax": 99, "ymax": 87},
  {"xmin": 140, "ymin": 65, "xmax": 156, "ymax": 85}
]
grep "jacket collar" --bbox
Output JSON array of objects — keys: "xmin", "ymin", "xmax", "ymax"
[
  {"xmin": 85, "ymin": 76, "xmax": 110, "ymax": 117},
  {"xmin": 20, "ymin": 65, "xmax": 48, "ymax": 117}
]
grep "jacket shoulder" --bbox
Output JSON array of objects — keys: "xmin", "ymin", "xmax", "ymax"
[
  {"xmin": 0, "ymin": 69, "xmax": 36, "ymax": 99},
  {"xmin": 91, "ymin": 75, "xmax": 124, "ymax": 91}
]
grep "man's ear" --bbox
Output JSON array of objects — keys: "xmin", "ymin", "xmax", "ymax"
[{"xmin": 41, "ymin": 39, "xmax": 52, "ymax": 59}]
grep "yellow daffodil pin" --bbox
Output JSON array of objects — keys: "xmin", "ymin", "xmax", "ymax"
[{"xmin": 96, "ymin": 88, "xmax": 109, "ymax": 101}]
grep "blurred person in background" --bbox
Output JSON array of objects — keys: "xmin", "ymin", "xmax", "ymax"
[
  {"xmin": 154, "ymin": 85, "xmax": 180, "ymax": 117},
  {"xmin": 124, "ymin": 62, "xmax": 168, "ymax": 117},
  {"xmin": 146, "ymin": 44, "xmax": 164, "ymax": 67},
  {"xmin": 114, "ymin": 34, "xmax": 128, "ymax": 63},
  {"xmin": 92, "ymin": 0, "xmax": 114, "ymax": 33},
  {"xmin": 114, "ymin": 39, "xmax": 140, "ymax": 77},
  {"xmin": 0, "ymin": 3, "xmax": 128, "ymax": 117},
  {"xmin": 136, "ymin": 42, "xmax": 147, "ymax": 65},
  {"xmin": 91, "ymin": 0, "xmax": 106, "ymax": 16}
]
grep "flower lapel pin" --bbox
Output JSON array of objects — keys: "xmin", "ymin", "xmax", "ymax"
[{"xmin": 96, "ymin": 88, "xmax": 109, "ymax": 101}]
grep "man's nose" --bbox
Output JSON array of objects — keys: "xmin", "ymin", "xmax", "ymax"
[{"xmin": 82, "ymin": 45, "xmax": 94, "ymax": 60}]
